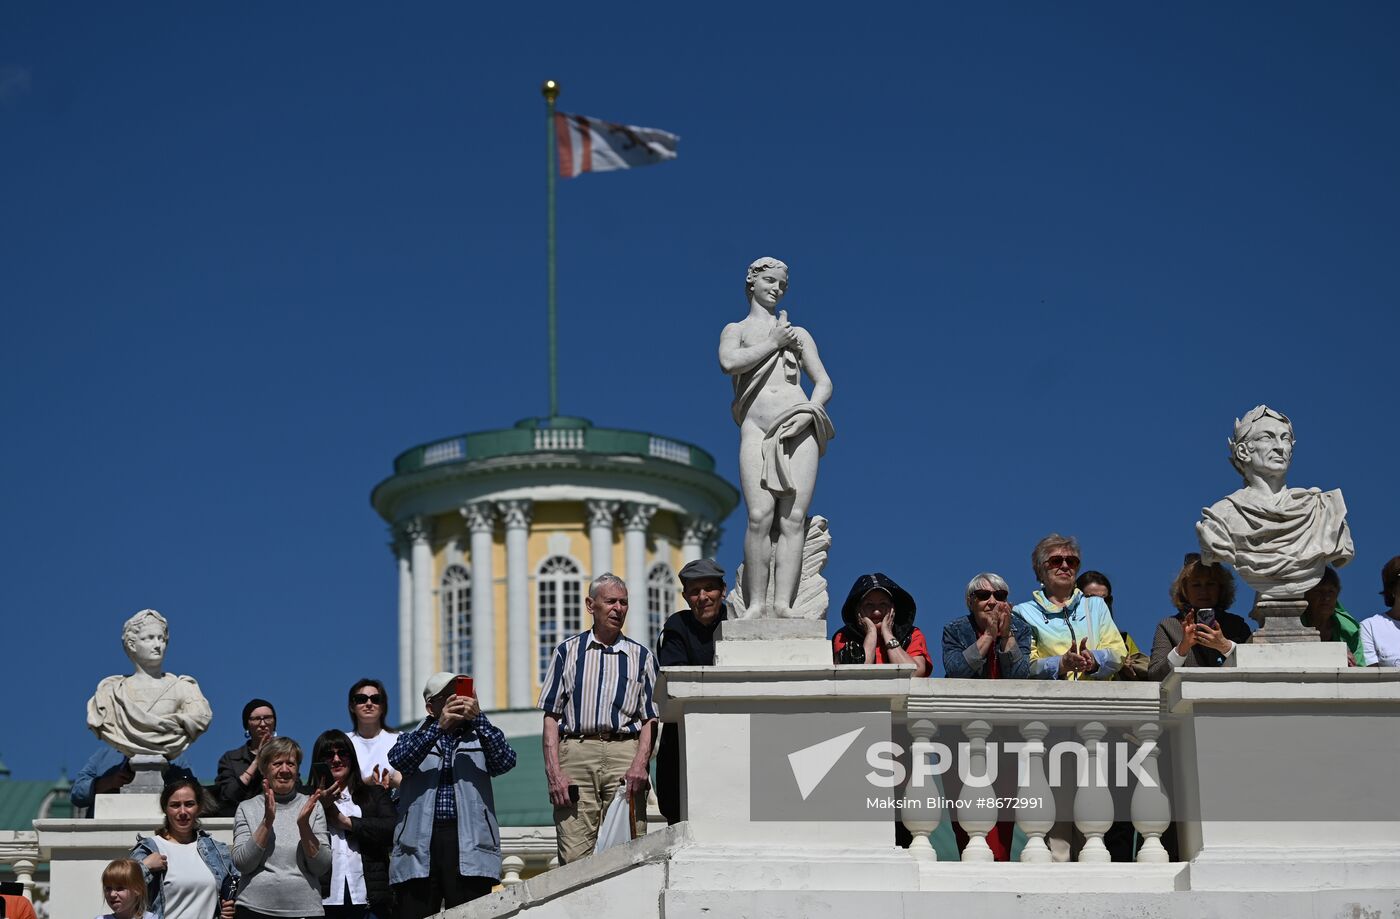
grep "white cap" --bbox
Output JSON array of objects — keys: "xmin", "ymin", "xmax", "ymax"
[{"xmin": 422, "ymin": 671, "xmax": 458, "ymax": 700}]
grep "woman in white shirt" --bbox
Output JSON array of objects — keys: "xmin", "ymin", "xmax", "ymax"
[
  {"xmin": 1360, "ymin": 555, "xmax": 1400, "ymax": 667},
  {"xmin": 346, "ymin": 679, "xmax": 399, "ymax": 788},
  {"xmin": 310, "ymin": 730, "xmax": 396, "ymax": 918},
  {"xmin": 131, "ymin": 778, "xmax": 237, "ymax": 919}
]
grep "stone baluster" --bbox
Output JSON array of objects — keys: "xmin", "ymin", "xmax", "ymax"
[
  {"xmin": 900, "ymin": 719, "xmax": 942, "ymax": 861},
  {"xmin": 956, "ymin": 719, "xmax": 998, "ymax": 862},
  {"xmin": 1073, "ymin": 720, "xmax": 1113, "ymax": 863},
  {"xmin": 1015, "ymin": 719, "xmax": 1055, "ymax": 863},
  {"xmin": 1130, "ymin": 721, "xmax": 1171, "ymax": 863},
  {"xmin": 500, "ymin": 854, "xmax": 525, "ymax": 886}
]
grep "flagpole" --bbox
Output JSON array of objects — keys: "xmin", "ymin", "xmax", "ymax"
[{"xmin": 542, "ymin": 79, "xmax": 560, "ymax": 419}]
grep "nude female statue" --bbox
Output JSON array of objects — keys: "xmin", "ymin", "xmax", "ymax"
[{"xmin": 718, "ymin": 257, "xmax": 834, "ymax": 617}]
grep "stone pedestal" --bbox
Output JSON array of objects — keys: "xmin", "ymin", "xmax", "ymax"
[
  {"xmin": 1230, "ymin": 642, "xmax": 1345, "ymax": 668},
  {"xmin": 711, "ymin": 619, "xmax": 831, "ymax": 666},
  {"xmin": 1162, "ymin": 667, "xmax": 1400, "ymax": 890},
  {"xmin": 95, "ymin": 790, "xmax": 162, "ymax": 820},
  {"xmin": 657, "ymin": 649, "xmax": 916, "ymax": 893},
  {"xmin": 125, "ymin": 754, "xmax": 168, "ymax": 794},
  {"xmin": 1249, "ymin": 598, "xmax": 1318, "ymax": 644}
]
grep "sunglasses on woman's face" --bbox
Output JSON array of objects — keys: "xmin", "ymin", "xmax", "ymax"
[
  {"xmin": 352, "ymin": 693, "xmax": 383, "ymax": 706},
  {"xmin": 972, "ymin": 589, "xmax": 1009, "ymax": 602},
  {"xmin": 1045, "ymin": 555, "xmax": 1080, "ymax": 570},
  {"xmin": 323, "ymin": 748, "xmax": 351, "ymax": 763}
]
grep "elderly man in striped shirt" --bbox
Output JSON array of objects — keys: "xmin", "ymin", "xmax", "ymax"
[{"xmin": 539, "ymin": 572, "xmax": 659, "ymax": 864}]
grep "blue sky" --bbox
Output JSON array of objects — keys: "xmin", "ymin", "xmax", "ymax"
[{"xmin": 3, "ymin": 3, "xmax": 1397, "ymax": 783}]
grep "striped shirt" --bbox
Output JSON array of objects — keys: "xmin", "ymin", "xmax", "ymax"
[{"xmin": 537, "ymin": 630, "xmax": 659, "ymax": 735}]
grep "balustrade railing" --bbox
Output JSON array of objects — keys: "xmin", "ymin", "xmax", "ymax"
[
  {"xmin": 902, "ymin": 678, "xmax": 1171, "ymax": 864},
  {"xmin": 0, "ymin": 830, "xmax": 39, "ymax": 900}
]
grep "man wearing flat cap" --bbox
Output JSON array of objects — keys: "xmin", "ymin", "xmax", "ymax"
[
  {"xmin": 654, "ymin": 558, "xmax": 729, "ymax": 825},
  {"xmin": 388, "ymin": 671, "xmax": 516, "ymax": 917}
]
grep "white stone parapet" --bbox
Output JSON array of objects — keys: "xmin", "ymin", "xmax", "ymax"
[
  {"xmin": 709, "ymin": 618, "xmax": 832, "ymax": 666},
  {"xmin": 0, "ymin": 830, "xmax": 39, "ymax": 901}
]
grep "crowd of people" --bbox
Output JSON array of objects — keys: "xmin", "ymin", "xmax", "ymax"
[{"xmin": 71, "ymin": 542, "xmax": 1400, "ymax": 915}]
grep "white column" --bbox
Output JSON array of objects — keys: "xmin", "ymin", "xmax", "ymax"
[
  {"xmin": 621, "ymin": 502, "xmax": 657, "ymax": 646},
  {"xmin": 392, "ymin": 528, "xmax": 414, "ymax": 726},
  {"xmin": 462, "ymin": 502, "xmax": 497, "ymax": 711},
  {"xmin": 586, "ymin": 499, "xmax": 619, "ymax": 579},
  {"xmin": 498, "ymin": 499, "xmax": 533, "ymax": 709},
  {"xmin": 406, "ymin": 516, "xmax": 434, "ymax": 706},
  {"xmin": 680, "ymin": 516, "xmax": 715, "ymax": 565},
  {"xmin": 704, "ymin": 524, "xmax": 723, "ymax": 560}
]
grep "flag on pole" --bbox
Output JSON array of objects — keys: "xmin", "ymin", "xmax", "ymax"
[{"xmin": 554, "ymin": 111, "xmax": 680, "ymax": 178}]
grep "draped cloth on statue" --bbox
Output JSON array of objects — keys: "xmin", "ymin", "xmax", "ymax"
[
  {"xmin": 87, "ymin": 674, "xmax": 213, "ymax": 757},
  {"xmin": 1197, "ymin": 486, "xmax": 1355, "ymax": 598},
  {"xmin": 730, "ymin": 347, "xmax": 801, "ymax": 426},
  {"xmin": 758, "ymin": 402, "xmax": 834, "ymax": 497}
]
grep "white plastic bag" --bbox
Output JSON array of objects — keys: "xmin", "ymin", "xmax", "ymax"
[{"xmin": 593, "ymin": 782, "xmax": 632, "ymax": 855}]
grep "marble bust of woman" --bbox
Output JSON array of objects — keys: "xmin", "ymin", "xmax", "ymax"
[{"xmin": 86, "ymin": 609, "xmax": 213, "ymax": 758}]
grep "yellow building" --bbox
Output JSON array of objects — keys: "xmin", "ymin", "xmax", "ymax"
[{"xmin": 370, "ymin": 415, "xmax": 739, "ymax": 724}]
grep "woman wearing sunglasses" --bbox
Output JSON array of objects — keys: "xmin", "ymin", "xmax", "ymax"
[
  {"xmin": 1013, "ymin": 533, "xmax": 1126, "ymax": 680},
  {"xmin": 942, "ymin": 573, "xmax": 1033, "ymax": 679},
  {"xmin": 309, "ymin": 730, "xmax": 395, "ymax": 919},
  {"xmin": 345, "ymin": 680, "xmax": 400, "ymax": 789}
]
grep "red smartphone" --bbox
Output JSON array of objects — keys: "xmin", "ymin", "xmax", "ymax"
[{"xmin": 455, "ymin": 675, "xmax": 475, "ymax": 698}]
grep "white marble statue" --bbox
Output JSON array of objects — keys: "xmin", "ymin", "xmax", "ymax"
[
  {"xmin": 87, "ymin": 609, "xmax": 213, "ymax": 758},
  {"xmin": 1196, "ymin": 405, "xmax": 1354, "ymax": 599},
  {"xmin": 719, "ymin": 257, "xmax": 834, "ymax": 618}
]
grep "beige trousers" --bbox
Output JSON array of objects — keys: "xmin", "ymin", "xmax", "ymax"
[{"xmin": 554, "ymin": 736, "xmax": 640, "ymax": 864}]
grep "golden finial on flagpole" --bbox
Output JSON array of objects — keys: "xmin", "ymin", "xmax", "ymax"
[{"xmin": 541, "ymin": 79, "xmax": 560, "ymax": 103}]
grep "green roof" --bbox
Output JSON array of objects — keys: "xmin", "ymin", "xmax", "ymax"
[
  {"xmin": 381, "ymin": 417, "xmax": 723, "ymax": 479},
  {"xmin": 371, "ymin": 415, "xmax": 740, "ymax": 526},
  {"xmin": 0, "ymin": 779, "xmax": 72, "ymax": 830},
  {"xmin": 492, "ymin": 738, "xmax": 551, "ymax": 826}
]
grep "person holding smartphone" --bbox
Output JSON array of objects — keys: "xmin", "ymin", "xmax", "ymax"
[
  {"xmin": 1148, "ymin": 553, "xmax": 1253, "ymax": 680},
  {"xmin": 309, "ymin": 731, "xmax": 394, "ymax": 918},
  {"xmin": 387, "ymin": 672, "xmax": 516, "ymax": 918}
]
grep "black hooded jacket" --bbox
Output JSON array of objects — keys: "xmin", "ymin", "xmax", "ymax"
[{"xmin": 832, "ymin": 572, "xmax": 920, "ymax": 664}]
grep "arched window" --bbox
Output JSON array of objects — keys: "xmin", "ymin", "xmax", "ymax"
[
  {"xmin": 538, "ymin": 555, "xmax": 584, "ymax": 681},
  {"xmin": 647, "ymin": 562, "xmax": 675, "ymax": 645},
  {"xmin": 440, "ymin": 565, "xmax": 471, "ymax": 674}
]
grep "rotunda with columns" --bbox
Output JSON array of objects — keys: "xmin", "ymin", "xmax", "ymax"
[{"xmin": 370, "ymin": 415, "xmax": 739, "ymax": 725}]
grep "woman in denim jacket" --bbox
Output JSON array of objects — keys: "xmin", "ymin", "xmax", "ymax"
[{"xmin": 131, "ymin": 778, "xmax": 238, "ymax": 919}]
